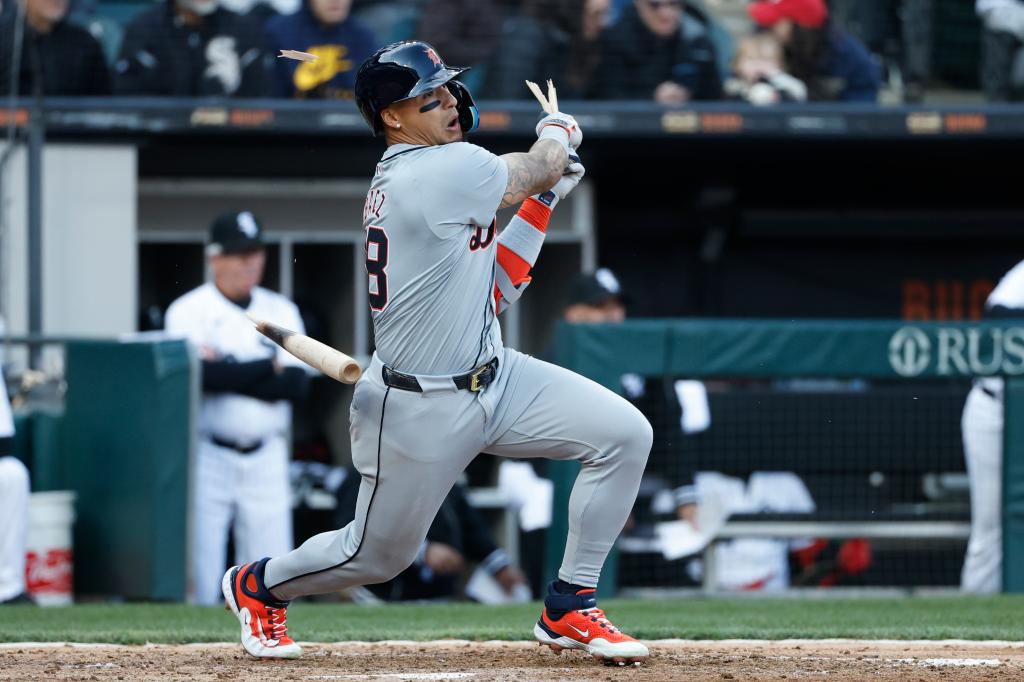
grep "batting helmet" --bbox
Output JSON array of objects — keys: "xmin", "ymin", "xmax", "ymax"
[{"xmin": 354, "ymin": 41, "xmax": 480, "ymax": 137}]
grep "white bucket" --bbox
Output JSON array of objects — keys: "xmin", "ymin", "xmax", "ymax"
[{"xmin": 25, "ymin": 491, "xmax": 76, "ymax": 606}]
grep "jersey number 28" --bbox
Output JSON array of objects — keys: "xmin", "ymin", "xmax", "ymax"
[{"xmin": 365, "ymin": 226, "xmax": 389, "ymax": 311}]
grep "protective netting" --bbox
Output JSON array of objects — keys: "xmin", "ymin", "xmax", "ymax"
[{"xmin": 618, "ymin": 374, "xmax": 971, "ymax": 593}]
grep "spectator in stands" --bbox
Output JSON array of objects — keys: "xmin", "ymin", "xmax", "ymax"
[
  {"xmin": 221, "ymin": 0, "xmax": 298, "ymax": 22},
  {"xmin": 0, "ymin": 0, "xmax": 111, "ymax": 95},
  {"xmin": 747, "ymin": 0, "xmax": 881, "ymax": 102},
  {"xmin": 0, "ymin": 319, "xmax": 31, "ymax": 606},
  {"xmin": 351, "ymin": 0, "xmax": 424, "ymax": 46},
  {"xmin": 114, "ymin": 0, "xmax": 271, "ymax": 96},
  {"xmin": 977, "ymin": 0, "xmax": 1024, "ymax": 101},
  {"xmin": 723, "ymin": 32, "xmax": 807, "ymax": 104},
  {"xmin": 335, "ymin": 469, "xmax": 529, "ymax": 602},
  {"xmin": 266, "ymin": 0, "xmax": 376, "ymax": 98},
  {"xmin": 482, "ymin": 0, "xmax": 609, "ymax": 100},
  {"xmin": 828, "ymin": 0, "xmax": 932, "ymax": 103},
  {"xmin": 415, "ymin": 0, "xmax": 503, "ymax": 93},
  {"xmin": 594, "ymin": 0, "xmax": 723, "ymax": 103}
]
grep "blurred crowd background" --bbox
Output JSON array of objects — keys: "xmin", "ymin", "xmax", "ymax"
[{"xmin": 0, "ymin": 0, "xmax": 1019, "ymax": 105}]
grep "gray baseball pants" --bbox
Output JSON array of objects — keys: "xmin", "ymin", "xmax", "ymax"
[{"xmin": 264, "ymin": 346, "xmax": 652, "ymax": 600}]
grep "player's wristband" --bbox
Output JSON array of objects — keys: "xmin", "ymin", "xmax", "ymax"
[
  {"xmin": 536, "ymin": 123, "xmax": 571, "ymax": 155},
  {"xmin": 518, "ymin": 195, "xmax": 554, "ymax": 230}
]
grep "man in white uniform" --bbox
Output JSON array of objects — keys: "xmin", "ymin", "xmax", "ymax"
[
  {"xmin": 0, "ymin": 317, "xmax": 31, "ymax": 605},
  {"xmin": 960, "ymin": 259, "xmax": 1024, "ymax": 592},
  {"xmin": 166, "ymin": 212, "xmax": 311, "ymax": 605},
  {"xmin": 223, "ymin": 41, "xmax": 654, "ymax": 665}
]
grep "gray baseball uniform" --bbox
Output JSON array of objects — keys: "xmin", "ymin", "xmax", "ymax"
[{"xmin": 263, "ymin": 141, "xmax": 652, "ymax": 599}]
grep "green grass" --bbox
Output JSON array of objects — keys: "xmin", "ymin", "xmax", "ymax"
[{"xmin": 2, "ymin": 596, "xmax": 1022, "ymax": 644}]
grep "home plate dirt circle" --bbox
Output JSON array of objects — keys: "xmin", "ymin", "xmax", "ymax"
[{"xmin": 2, "ymin": 640, "xmax": 1023, "ymax": 681}]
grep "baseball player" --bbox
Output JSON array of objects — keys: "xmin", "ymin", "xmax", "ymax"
[
  {"xmin": 960, "ymin": 259, "xmax": 1024, "ymax": 592},
  {"xmin": 0, "ymin": 316, "xmax": 31, "ymax": 605},
  {"xmin": 223, "ymin": 41, "xmax": 653, "ymax": 664},
  {"xmin": 165, "ymin": 212, "xmax": 312, "ymax": 605}
]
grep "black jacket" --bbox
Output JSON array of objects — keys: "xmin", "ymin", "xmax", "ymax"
[
  {"xmin": 483, "ymin": 14, "xmax": 599, "ymax": 100},
  {"xmin": 0, "ymin": 17, "xmax": 111, "ymax": 96},
  {"xmin": 114, "ymin": 1, "xmax": 270, "ymax": 96},
  {"xmin": 595, "ymin": 4, "xmax": 721, "ymax": 101}
]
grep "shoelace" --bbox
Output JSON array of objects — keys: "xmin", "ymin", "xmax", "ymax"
[
  {"xmin": 266, "ymin": 606, "xmax": 290, "ymax": 640},
  {"xmin": 579, "ymin": 607, "xmax": 619, "ymax": 634}
]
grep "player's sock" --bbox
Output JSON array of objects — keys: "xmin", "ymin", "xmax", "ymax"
[
  {"xmin": 544, "ymin": 580, "xmax": 597, "ymax": 620},
  {"xmin": 552, "ymin": 579, "xmax": 592, "ymax": 595},
  {"xmin": 248, "ymin": 557, "xmax": 289, "ymax": 607}
]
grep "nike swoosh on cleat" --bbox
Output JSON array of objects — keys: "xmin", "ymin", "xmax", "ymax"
[{"xmin": 567, "ymin": 624, "xmax": 589, "ymax": 638}]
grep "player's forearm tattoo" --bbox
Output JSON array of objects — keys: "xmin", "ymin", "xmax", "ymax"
[{"xmin": 499, "ymin": 139, "xmax": 567, "ymax": 209}]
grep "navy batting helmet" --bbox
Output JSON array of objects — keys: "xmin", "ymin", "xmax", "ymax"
[{"xmin": 354, "ymin": 41, "xmax": 480, "ymax": 137}]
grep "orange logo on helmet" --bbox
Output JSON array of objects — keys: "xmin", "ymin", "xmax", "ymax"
[{"xmin": 425, "ymin": 48, "xmax": 442, "ymax": 67}]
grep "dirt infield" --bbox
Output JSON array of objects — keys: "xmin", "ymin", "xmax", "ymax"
[{"xmin": 2, "ymin": 640, "xmax": 1023, "ymax": 681}]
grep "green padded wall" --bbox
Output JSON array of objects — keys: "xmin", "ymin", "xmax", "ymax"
[
  {"xmin": 64, "ymin": 339, "xmax": 193, "ymax": 601},
  {"xmin": 11, "ymin": 408, "xmax": 65, "ymax": 491}
]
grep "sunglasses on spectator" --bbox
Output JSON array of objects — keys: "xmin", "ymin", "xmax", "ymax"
[{"xmin": 646, "ymin": 0, "xmax": 684, "ymax": 9}]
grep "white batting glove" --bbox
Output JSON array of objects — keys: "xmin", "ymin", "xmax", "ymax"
[
  {"xmin": 535, "ymin": 112, "xmax": 583, "ymax": 151},
  {"xmin": 534, "ymin": 154, "xmax": 585, "ymax": 210}
]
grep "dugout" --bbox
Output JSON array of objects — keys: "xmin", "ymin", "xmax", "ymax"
[
  {"xmin": 548, "ymin": 320, "xmax": 1024, "ymax": 594},
  {"xmin": 4, "ymin": 98, "xmax": 1024, "ymax": 599}
]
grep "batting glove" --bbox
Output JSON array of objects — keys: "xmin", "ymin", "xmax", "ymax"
[
  {"xmin": 535, "ymin": 112, "xmax": 583, "ymax": 151},
  {"xmin": 534, "ymin": 154, "xmax": 585, "ymax": 209}
]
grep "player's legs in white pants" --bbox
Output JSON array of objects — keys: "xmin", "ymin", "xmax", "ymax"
[
  {"xmin": 264, "ymin": 348, "xmax": 651, "ymax": 598},
  {"xmin": 192, "ymin": 441, "xmax": 237, "ymax": 605},
  {"xmin": 961, "ymin": 385, "xmax": 1004, "ymax": 593},
  {"xmin": 0, "ymin": 457, "xmax": 30, "ymax": 602},
  {"xmin": 234, "ymin": 437, "xmax": 293, "ymax": 570}
]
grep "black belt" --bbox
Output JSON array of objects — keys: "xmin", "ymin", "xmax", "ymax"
[
  {"xmin": 382, "ymin": 358, "xmax": 499, "ymax": 393},
  {"xmin": 209, "ymin": 435, "xmax": 264, "ymax": 455}
]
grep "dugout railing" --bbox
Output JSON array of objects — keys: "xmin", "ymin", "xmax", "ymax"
[{"xmin": 546, "ymin": 320, "xmax": 1024, "ymax": 595}]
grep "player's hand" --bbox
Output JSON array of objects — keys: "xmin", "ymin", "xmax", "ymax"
[
  {"xmin": 535, "ymin": 112, "xmax": 583, "ymax": 150},
  {"xmin": 549, "ymin": 154, "xmax": 585, "ymax": 200},
  {"xmin": 654, "ymin": 81, "xmax": 690, "ymax": 105},
  {"xmin": 424, "ymin": 542, "xmax": 465, "ymax": 575},
  {"xmin": 493, "ymin": 565, "xmax": 527, "ymax": 594},
  {"xmin": 676, "ymin": 502, "xmax": 699, "ymax": 531}
]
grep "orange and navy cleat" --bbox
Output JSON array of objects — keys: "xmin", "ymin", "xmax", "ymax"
[
  {"xmin": 222, "ymin": 559, "xmax": 302, "ymax": 659},
  {"xmin": 533, "ymin": 582, "xmax": 649, "ymax": 665}
]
